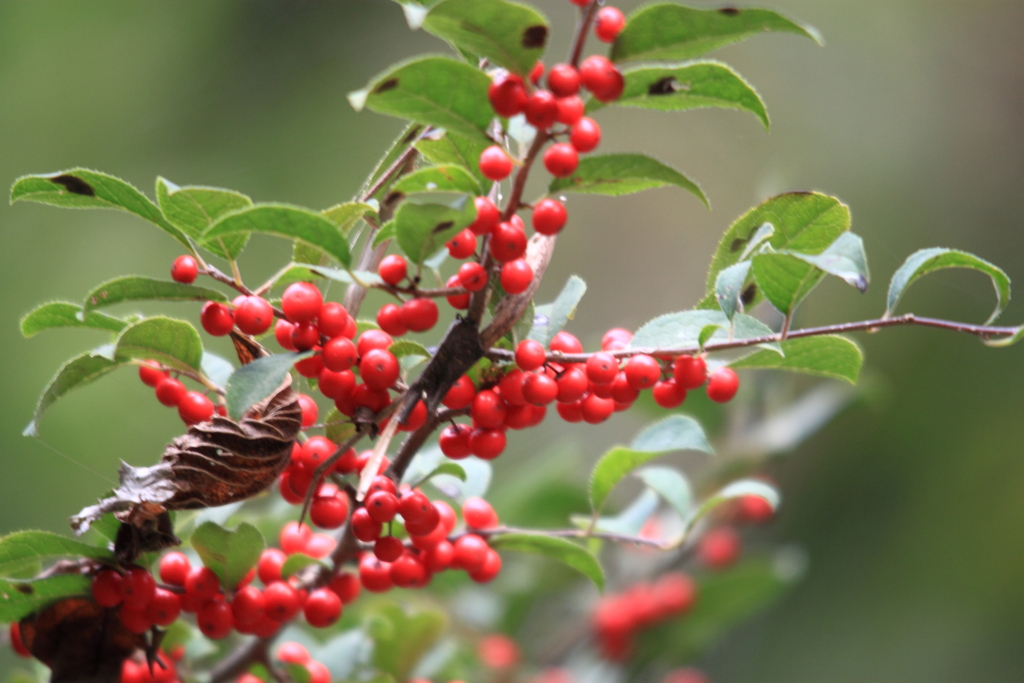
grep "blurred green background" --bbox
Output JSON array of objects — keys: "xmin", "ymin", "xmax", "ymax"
[{"xmin": 2, "ymin": 1, "xmax": 1023, "ymax": 681}]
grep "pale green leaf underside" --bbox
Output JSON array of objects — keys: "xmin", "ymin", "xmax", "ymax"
[
  {"xmin": 225, "ymin": 352, "xmax": 310, "ymax": 420},
  {"xmin": 0, "ymin": 530, "xmax": 113, "ymax": 578},
  {"xmin": 0, "ymin": 575, "xmax": 92, "ymax": 623},
  {"xmin": 528, "ymin": 275, "xmax": 587, "ymax": 347},
  {"xmin": 393, "ymin": 196, "xmax": 476, "ymax": 265},
  {"xmin": 156, "ymin": 177, "xmax": 251, "ymax": 259},
  {"xmin": 488, "ymin": 533, "xmax": 604, "ymax": 591},
  {"xmin": 112, "ymin": 316, "xmax": 204, "ymax": 373},
  {"xmin": 630, "ymin": 310, "xmax": 782, "ymax": 355}
]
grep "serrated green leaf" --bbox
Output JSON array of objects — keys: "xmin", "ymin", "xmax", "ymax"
[
  {"xmin": 156, "ymin": 178, "xmax": 251, "ymax": 260},
  {"xmin": 225, "ymin": 352, "xmax": 310, "ymax": 420},
  {"xmin": 730, "ymin": 335, "xmax": 862, "ymax": 384},
  {"xmin": 349, "ymin": 56, "xmax": 493, "ymax": 145},
  {"xmin": 528, "ymin": 275, "xmax": 587, "ymax": 347},
  {"xmin": 698, "ymin": 324, "xmax": 722, "ymax": 350},
  {"xmin": 20, "ymin": 302, "xmax": 126, "ymax": 338},
  {"xmin": 357, "ymin": 320, "xmax": 381, "ymax": 335},
  {"xmin": 635, "ymin": 466, "xmax": 692, "ymax": 521},
  {"xmin": 367, "ymin": 602, "xmax": 448, "ymax": 681},
  {"xmin": 372, "ymin": 221, "xmax": 397, "ymax": 248},
  {"xmin": 23, "ymin": 350, "xmax": 126, "ymax": 436},
  {"xmin": 0, "ymin": 531, "xmax": 113, "ymax": 577},
  {"xmin": 11, "ymin": 169, "xmax": 190, "ymax": 247},
  {"xmin": 0, "ymin": 575, "xmax": 92, "ymax": 623},
  {"xmin": 788, "ymin": 231, "xmax": 870, "ymax": 292},
  {"xmin": 715, "ymin": 261, "xmax": 752, "ymax": 320},
  {"xmin": 280, "ymin": 553, "xmax": 328, "ymax": 579},
  {"xmin": 588, "ymin": 60, "xmax": 768, "ymax": 129},
  {"xmin": 549, "ymin": 153, "xmax": 707, "ymax": 206},
  {"xmin": 82, "ymin": 276, "xmax": 227, "ymax": 313},
  {"xmin": 321, "ymin": 201, "xmax": 378, "ymax": 237},
  {"xmin": 394, "ymin": 196, "xmax": 477, "ymax": 265},
  {"xmin": 415, "ymin": 129, "xmax": 491, "ymax": 188},
  {"xmin": 202, "ymin": 204, "xmax": 351, "ymax": 267},
  {"xmin": 489, "ymin": 533, "xmax": 603, "ymax": 591},
  {"xmin": 389, "ymin": 340, "xmax": 432, "ymax": 359},
  {"xmin": 701, "ymin": 192, "xmax": 851, "ymax": 310},
  {"xmin": 422, "ymin": 0, "xmax": 549, "ymax": 76},
  {"xmin": 190, "ymin": 521, "xmax": 265, "ymax": 590},
  {"xmin": 392, "ymin": 165, "xmax": 482, "ymax": 196},
  {"xmin": 630, "ymin": 310, "xmax": 781, "ymax": 355},
  {"xmin": 304, "ymin": 265, "xmax": 385, "ymax": 288},
  {"xmin": 411, "ymin": 463, "xmax": 466, "ymax": 489},
  {"xmin": 324, "ymin": 410, "xmax": 356, "ymax": 444},
  {"xmin": 752, "ymin": 252, "xmax": 826, "ymax": 317},
  {"xmin": 611, "ymin": 4, "xmax": 822, "ymax": 63},
  {"xmin": 112, "ymin": 317, "xmax": 203, "ymax": 372},
  {"xmin": 886, "ymin": 247, "xmax": 1010, "ymax": 324}
]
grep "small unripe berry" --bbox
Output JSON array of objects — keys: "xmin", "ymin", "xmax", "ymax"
[
  {"xmin": 532, "ymin": 198, "xmax": 568, "ymax": 235},
  {"xmin": 594, "ymin": 6, "xmax": 626, "ymax": 42},
  {"xmin": 378, "ymin": 254, "xmax": 408, "ymax": 286},
  {"xmin": 543, "ymin": 143, "xmax": 579, "ymax": 178},
  {"xmin": 234, "ymin": 296, "xmax": 274, "ymax": 335},
  {"xmin": 200, "ymin": 301, "xmax": 234, "ymax": 336},
  {"xmin": 178, "ymin": 391, "xmax": 215, "ymax": 424},
  {"xmin": 171, "ymin": 255, "xmax": 198, "ymax": 284},
  {"xmin": 570, "ymin": 117, "xmax": 602, "ymax": 153},
  {"xmin": 281, "ymin": 282, "xmax": 323, "ymax": 323},
  {"xmin": 706, "ymin": 367, "xmax": 739, "ymax": 403},
  {"xmin": 469, "ymin": 196, "xmax": 501, "ymax": 235},
  {"xmin": 479, "ymin": 146, "xmax": 514, "ymax": 181}
]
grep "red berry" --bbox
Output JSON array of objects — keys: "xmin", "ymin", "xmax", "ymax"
[
  {"xmin": 374, "ymin": 536, "xmax": 405, "ymax": 562},
  {"xmin": 304, "ymin": 588, "xmax": 342, "ymax": 628},
  {"xmin": 360, "ymin": 348, "xmax": 400, "ymax": 390},
  {"xmin": 504, "ymin": 403, "xmax": 534, "ymax": 429},
  {"xmin": 551, "ymin": 331, "xmax": 583, "ymax": 354},
  {"xmin": 442, "ymin": 375, "xmax": 476, "ymax": 409},
  {"xmin": 351, "ymin": 507, "xmax": 383, "ymax": 542},
  {"xmin": 462, "ymin": 497, "xmax": 498, "ymax": 529},
  {"xmin": 257, "ymin": 549, "xmax": 287, "ymax": 585},
  {"xmin": 311, "ymin": 494, "xmax": 349, "ymax": 530},
  {"xmin": 297, "ymin": 394, "xmax": 319, "ymax": 428},
  {"xmin": 201, "ymin": 301, "xmax": 234, "ymax": 336},
  {"xmin": 275, "ymin": 319, "xmax": 298, "ymax": 351},
  {"xmin": 706, "ymin": 367, "xmax": 739, "ymax": 403},
  {"xmin": 580, "ymin": 393, "xmax": 614, "ymax": 424},
  {"xmin": 145, "ymin": 588, "xmax": 181, "ymax": 627},
  {"xmin": 570, "ymin": 117, "xmax": 602, "ymax": 153},
  {"xmin": 277, "ymin": 641, "xmax": 311, "ymax": 664},
  {"xmin": 470, "ymin": 427, "xmax": 506, "ymax": 459},
  {"xmin": 499, "ymin": 368, "xmax": 527, "ymax": 406},
  {"xmin": 186, "ymin": 566, "xmax": 221, "ymax": 601},
  {"xmin": 489, "ymin": 220, "xmax": 527, "ymax": 262},
  {"xmin": 453, "ymin": 534, "xmax": 489, "ymax": 572},
  {"xmin": 471, "ymin": 389, "xmax": 507, "ymax": 429},
  {"xmin": 610, "ymin": 371, "xmax": 639, "ymax": 404},
  {"xmin": 447, "ymin": 228, "xmax": 477, "ymax": 259},
  {"xmin": 232, "ymin": 585, "xmax": 266, "ymax": 625},
  {"xmin": 556, "ymin": 95, "xmax": 585, "ymax": 125},
  {"xmin": 515, "ymin": 339, "xmax": 547, "ymax": 371},
  {"xmin": 567, "ymin": 0, "xmax": 590, "ymax": 6},
  {"xmin": 652, "ymin": 379, "xmax": 687, "ymax": 408},
  {"xmin": 264, "ymin": 581, "xmax": 301, "ymax": 622},
  {"xmin": 92, "ymin": 569, "xmax": 124, "ymax": 607},
  {"xmin": 378, "ymin": 254, "xmax": 408, "ymax": 286},
  {"xmin": 359, "ymin": 555, "xmax": 393, "ymax": 593},
  {"xmin": 171, "ymin": 255, "xmax": 198, "ymax": 284},
  {"xmin": 523, "ymin": 373, "xmax": 558, "ymax": 406},
  {"xmin": 352, "ymin": 384, "xmax": 391, "ymax": 412},
  {"xmin": 332, "ymin": 447, "xmax": 359, "ymax": 474},
  {"xmin": 488, "ymin": 74, "xmax": 528, "ymax": 117},
  {"xmin": 439, "ymin": 424, "xmax": 472, "ymax": 459},
  {"xmin": 195, "ymin": 599, "xmax": 233, "ymax": 638},
  {"xmin": 673, "ymin": 355, "xmax": 707, "ymax": 389},
  {"xmin": 155, "ymin": 377, "xmax": 187, "ymax": 407},
  {"xmin": 556, "ymin": 366, "xmax": 589, "ymax": 403},
  {"xmin": 698, "ymin": 527, "xmax": 741, "ymax": 568},
  {"xmin": 234, "ymin": 296, "xmax": 274, "ymax": 335},
  {"xmin": 401, "ymin": 298, "xmax": 439, "ymax": 333},
  {"xmin": 547, "ymin": 63, "xmax": 580, "ymax": 97},
  {"xmin": 366, "ymin": 491, "xmax": 399, "ymax": 524},
  {"xmin": 445, "ymin": 274, "xmax": 471, "ymax": 310},
  {"xmin": 323, "ymin": 336, "xmax": 358, "ymax": 372},
  {"xmin": 458, "ymin": 262, "xmax": 489, "ymax": 292},
  {"xmin": 529, "ymin": 60, "xmax": 545, "ymax": 85},
  {"xmin": 557, "ymin": 400, "xmax": 583, "ymax": 422},
  {"xmin": 469, "ymin": 196, "xmax": 501, "ymax": 235},
  {"xmin": 525, "ymin": 90, "xmax": 559, "ymax": 130},
  {"xmin": 425, "ymin": 540, "xmax": 455, "ymax": 572},
  {"xmin": 179, "ymin": 391, "xmax": 215, "ymax": 424},
  {"xmin": 478, "ymin": 634, "xmax": 520, "ymax": 669},
  {"xmin": 532, "ymin": 198, "xmax": 567, "ymax": 235},
  {"xmin": 317, "ymin": 301, "xmax": 349, "ymax": 338},
  {"xmin": 281, "ymin": 282, "xmax": 323, "ymax": 323},
  {"xmin": 290, "ymin": 322, "xmax": 320, "ymax": 351},
  {"xmin": 501, "ymin": 259, "xmax": 534, "ymax": 294},
  {"xmin": 120, "ymin": 567, "xmax": 156, "ymax": 609},
  {"xmin": 390, "ymin": 554, "xmax": 428, "ymax": 588},
  {"xmin": 328, "ymin": 572, "xmax": 361, "ymax": 604},
  {"xmin": 318, "ymin": 368, "xmax": 355, "ymax": 400},
  {"xmin": 543, "ymin": 143, "xmax": 579, "ymax": 178},
  {"xmin": 119, "ymin": 604, "xmax": 153, "ymax": 634},
  {"xmin": 9, "ymin": 623, "xmax": 30, "ymax": 658},
  {"xmin": 470, "ymin": 548, "xmax": 502, "ymax": 583},
  {"xmin": 280, "ymin": 521, "xmax": 313, "ymax": 555},
  {"xmin": 602, "ymin": 327, "xmax": 633, "ymax": 351},
  {"xmin": 479, "ymin": 146, "xmax": 513, "ymax": 181},
  {"xmin": 579, "ymin": 55, "xmax": 624, "ymax": 102},
  {"xmin": 138, "ymin": 362, "xmax": 168, "ymax": 388},
  {"xmin": 367, "ymin": 475, "xmax": 397, "ymax": 497},
  {"xmin": 594, "ymin": 6, "xmax": 626, "ymax": 42},
  {"xmin": 586, "ymin": 352, "xmax": 619, "ymax": 384},
  {"xmin": 159, "ymin": 552, "xmax": 190, "ymax": 586},
  {"xmin": 737, "ymin": 494, "xmax": 774, "ymax": 524},
  {"xmin": 625, "ymin": 354, "xmax": 661, "ymax": 389},
  {"xmin": 400, "ymin": 491, "xmax": 441, "ymax": 536},
  {"xmin": 307, "ymin": 536, "xmax": 338, "ymax": 560}
]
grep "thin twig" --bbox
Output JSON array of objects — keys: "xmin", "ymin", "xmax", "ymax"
[
  {"xmin": 467, "ymin": 525, "xmax": 670, "ymax": 550},
  {"xmin": 568, "ymin": 1, "xmax": 601, "ymax": 68}
]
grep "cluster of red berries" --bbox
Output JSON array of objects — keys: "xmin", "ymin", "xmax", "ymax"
[
  {"xmin": 120, "ymin": 648, "xmax": 185, "ymax": 683},
  {"xmin": 138, "ymin": 361, "xmax": 217, "ymax": 425},
  {"xmin": 695, "ymin": 494, "xmax": 775, "ymax": 569},
  {"xmin": 592, "ymin": 572, "xmax": 697, "ymax": 660}
]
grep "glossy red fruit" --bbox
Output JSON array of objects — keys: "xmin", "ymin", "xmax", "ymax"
[
  {"xmin": 499, "ymin": 369, "xmax": 527, "ymax": 406},
  {"xmin": 457, "ymin": 262, "xmax": 489, "ymax": 292},
  {"xmin": 586, "ymin": 352, "xmax": 619, "ymax": 384},
  {"xmin": 92, "ymin": 569, "xmax": 124, "ymax": 607},
  {"xmin": 469, "ymin": 196, "xmax": 501, "ymax": 235},
  {"xmin": 555, "ymin": 95, "xmax": 585, "ymax": 125},
  {"xmin": 317, "ymin": 302, "xmax": 349, "ymax": 338},
  {"xmin": 557, "ymin": 400, "xmax": 583, "ymax": 422},
  {"xmin": 471, "ymin": 389, "xmax": 507, "ymax": 428},
  {"xmin": 401, "ymin": 298, "xmax": 439, "ymax": 333},
  {"xmin": 706, "ymin": 367, "xmax": 739, "ymax": 403},
  {"xmin": 594, "ymin": 6, "xmax": 626, "ymax": 42},
  {"xmin": 201, "ymin": 301, "xmax": 234, "ymax": 336},
  {"xmin": 698, "ymin": 527, "xmax": 741, "ymax": 568},
  {"xmin": 277, "ymin": 641, "xmax": 311, "ymax": 664},
  {"xmin": 447, "ymin": 228, "xmax": 477, "ymax": 259},
  {"xmin": 171, "ymin": 255, "xmax": 198, "ymax": 284},
  {"xmin": 478, "ymin": 634, "xmax": 519, "ymax": 669},
  {"xmin": 488, "ymin": 74, "xmax": 528, "ymax": 117},
  {"xmin": 290, "ymin": 322, "xmax": 320, "ymax": 352},
  {"xmin": 453, "ymin": 534, "xmax": 489, "ymax": 572},
  {"xmin": 610, "ymin": 372, "xmax": 640, "ymax": 404},
  {"xmin": 155, "ymin": 377, "xmax": 187, "ymax": 407},
  {"xmin": 442, "ymin": 375, "xmax": 476, "ymax": 409},
  {"xmin": 532, "ymin": 198, "xmax": 567, "ymax": 235},
  {"xmin": 470, "ymin": 548, "xmax": 503, "ymax": 583},
  {"xmin": 489, "ymin": 221, "xmax": 528, "ymax": 262},
  {"xmin": 523, "ymin": 373, "xmax": 558, "ymax": 405},
  {"xmin": 479, "ymin": 146, "xmax": 513, "ymax": 181},
  {"xmin": 738, "ymin": 494, "xmax": 774, "ymax": 524},
  {"xmin": 652, "ymin": 379, "xmax": 687, "ymax": 408},
  {"xmin": 139, "ymin": 362, "xmax": 168, "ymax": 388},
  {"xmin": 567, "ymin": 0, "xmax": 590, "ymax": 6},
  {"xmin": 400, "ymin": 491, "xmax": 441, "ymax": 536},
  {"xmin": 360, "ymin": 348, "xmax": 400, "ymax": 390},
  {"xmin": 275, "ymin": 319, "xmax": 298, "ymax": 351},
  {"xmin": 257, "ymin": 549, "xmax": 287, "ymax": 585},
  {"xmin": 391, "ymin": 554, "xmax": 428, "ymax": 588},
  {"xmin": 469, "ymin": 427, "xmax": 505, "ymax": 459},
  {"xmin": 515, "ymin": 339, "xmax": 547, "ymax": 371},
  {"xmin": 501, "ymin": 259, "xmax": 533, "ymax": 294},
  {"xmin": 281, "ymin": 282, "xmax": 323, "ymax": 323},
  {"xmin": 673, "ymin": 355, "xmax": 707, "ymax": 389},
  {"xmin": 186, "ymin": 566, "xmax": 221, "ymax": 602},
  {"xmin": 304, "ymin": 588, "xmax": 342, "ymax": 628},
  {"xmin": 365, "ymin": 491, "xmax": 399, "ymax": 524},
  {"xmin": 439, "ymin": 424, "xmax": 472, "ymax": 459},
  {"xmin": 425, "ymin": 540, "xmax": 455, "ymax": 572},
  {"xmin": 323, "ymin": 336, "xmax": 358, "ymax": 372},
  {"xmin": 602, "ymin": 327, "xmax": 632, "ymax": 351},
  {"xmin": 625, "ymin": 354, "xmax": 661, "ymax": 389},
  {"xmin": 579, "ymin": 55, "xmax": 624, "ymax": 102},
  {"xmin": 318, "ymin": 368, "xmax": 355, "ymax": 400},
  {"xmin": 529, "ymin": 60, "xmax": 545, "ymax": 84},
  {"xmin": 311, "ymin": 493, "xmax": 349, "ymax": 529},
  {"xmin": 231, "ymin": 585, "xmax": 266, "ymax": 625},
  {"xmin": 445, "ymin": 274, "xmax": 471, "ymax": 310},
  {"xmin": 295, "ymin": 351, "xmax": 324, "ymax": 378},
  {"xmin": 580, "ymin": 393, "xmax": 614, "ymax": 424},
  {"xmin": 556, "ymin": 366, "xmax": 588, "ymax": 403},
  {"xmin": 550, "ymin": 331, "xmax": 583, "ymax": 354},
  {"xmin": 570, "ymin": 117, "xmax": 602, "ymax": 153},
  {"xmin": 159, "ymin": 552, "xmax": 190, "ymax": 586},
  {"xmin": 297, "ymin": 394, "xmax": 318, "ymax": 428},
  {"xmin": 359, "ymin": 555, "xmax": 393, "ymax": 593},
  {"xmin": 234, "ymin": 296, "xmax": 274, "ymax": 335},
  {"xmin": 543, "ymin": 142, "xmax": 579, "ymax": 177},
  {"xmin": 351, "ymin": 507, "xmax": 383, "ymax": 542},
  {"xmin": 120, "ymin": 604, "xmax": 153, "ymax": 634},
  {"xmin": 547, "ymin": 63, "xmax": 580, "ymax": 97},
  {"xmin": 120, "ymin": 567, "xmax": 156, "ymax": 609},
  {"xmin": 378, "ymin": 254, "xmax": 408, "ymax": 286},
  {"xmin": 261, "ymin": 581, "xmax": 300, "ymax": 622},
  {"xmin": 179, "ymin": 391, "xmax": 215, "ymax": 424},
  {"xmin": 328, "ymin": 572, "xmax": 361, "ymax": 604},
  {"xmin": 280, "ymin": 521, "xmax": 313, "ymax": 555},
  {"xmin": 462, "ymin": 497, "xmax": 498, "ymax": 529},
  {"xmin": 525, "ymin": 90, "xmax": 559, "ymax": 130},
  {"xmin": 367, "ymin": 475, "xmax": 397, "ymax": 497},
  {"xmin": 374, "ymin": 536, "xmax": 405, "ymax": 562},
  {"xmin": 145, "ymin": 588, "xmax": 181, "ymax": 627}
]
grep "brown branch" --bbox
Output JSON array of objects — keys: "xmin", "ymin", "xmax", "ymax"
[{"xmin": 568, "ymin": 1, "xmax": 601, "ymax": 68}]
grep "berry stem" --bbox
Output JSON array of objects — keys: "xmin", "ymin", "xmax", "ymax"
[{"xmin": 568, "ymin": 1, "xmax": 601, "ymax": 68}]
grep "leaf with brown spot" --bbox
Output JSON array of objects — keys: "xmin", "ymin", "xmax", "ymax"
[{"xmin": 50, "ymin": 175, "xmax": 95, "ymax": 196}]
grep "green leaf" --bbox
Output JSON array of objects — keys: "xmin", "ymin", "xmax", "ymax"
[
  {"xmin": 411, "ymin": 462, "xmax": 466, "ymax": 489},
  {"xmin": 155, "ymin": 178, "xmax": 251, "ymax": 260},
  {"xmin": 587, "ymin": 61, "xmax": 768, "ymax": 129},
  {"xmin": 751, "ymin": 252, "xmax": 826, "ymax": 318},
  {"xmin": 388, "ymin": 340, "xmax": 432, "ymax": 359},
  {"xmin": 23, "ymin": 350, "xmax": 126, "ymax": 436},
  {"xmin": 714, "ymin": 261, "xmax": 752, "ymax": 320},
  {"xmin": 415, "ymin": 129, "xmax": 491, "ymax": 188},
  {"xmin": 82, "ymin": 276, "xmax": 227, "ymax": 313},
  {"xmin": 730, "ymin": 335, "xmax": 862, "ymax": 383},
  {"xmin": 611, "ymin": 4, "xmax": 822, "ymax": 63},
  {"xmin": 549, "ymin": 153, "xmax": 707, "ymax": 207},
  {"xmin": 0, "ymin": 575, "xmax": 92, "ymax": 623},
  {"xmin": 698, "ymin": 324, "xmax": 721, "ymax": 350},
  {"xmin": 787, "ymin": 232, "xmax": 870, "ymax": 292},
  {"xmin": 112, "ymin": 317, "xmax": 203, "ymax": 372},
  {"xmin": 348, "ymin": 56, "xmax": 494, "ymax": 145},
  {"xmin": 283, "ymin": 664, "xmax": 311, "ymax": 683},
  {"xmin": 687, "ymin": 479, "xmax": 779, "ymax": 533},
  {"xmin": 321, "ymin": 201, "xmax": 378, "ymax": 237},
  {"xmin": 528, "ymin": 275, "xmax": 587, "ymax": 347},
  {"xmin": 304, "ymin": 265, "xmax": 385, "ymax": 288},
  {"xmin": 201, "ymin": 352, "xmax": 235, "ymax": 388},
  {"xmin": 366, "ymin": 602, "xmax": 448, "ymax": 681},
  {"xmin": 391, "ymin": 165, "xmax": 482, "ymax": 196},
  {"xmin": 372, "ymin": 221, "xmax": 397, "ymax": 248},
  {"xmin": 0, "ymin": 531, "xmax": 113, "ymax": 577},
  {"xmin": 189, "ymin": 522, "xmax": 265, "ymax": 591},
  {"xmin": 20, "ymin": 302, "xmax": 126, "ymax": 338},
  {"xmin": 10, "ymin": 169, "xmax": 190, "ymax": 247},
  {"xmin": 488, "ymin": 533, "xmax": 603, "ymax": 591},
  {"xmin": 202, "ymin": 204, "xmax": 351, "ymax": 268},
  {"xmin": 280, "ymin": 553, "xmax": 328, "ymax": 579},
  {"xmin": 635, "ymin": 466, "xmax": 692, "ymax": 521},
  {"xmin": 885, "ymin": 247, "xmax": 1010, "ymax": 324},
  {"xmin": 701, "ymin": 192, "xmax": 851, "ymax": 309},
  {"xmin": 394, "ymin": 196, "xmax": 477, "ymax": 265},
  {"xmin": 324, "ymin": 409, "xmax": 356, "ymax": 444},
  {"xmin": 225, "ymin": 352, "xmax": 310, "ymax": 420},
  {"xmin": 590, "ymin": 415, "xmax": 713, "ymax": 512},
  {"xmin": 422, "ymin": 0, "xmax": 549, "ymax": 76},
  {"xmin": 580, "ymin": 488, "xmax": 661, "ymax": 536},
  {"xmin": 630, "ymin": 310, "xmax": 781, "ymax": 355}
]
